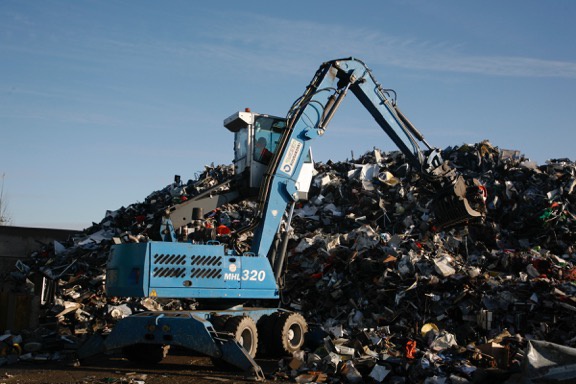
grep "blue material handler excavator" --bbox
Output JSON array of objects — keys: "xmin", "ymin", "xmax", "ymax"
[{"xmin": 103, "ymin": 58, "xmax": 486, "ymax": 379}]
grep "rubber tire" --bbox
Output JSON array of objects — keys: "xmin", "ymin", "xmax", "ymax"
[
  {"xmin": 123, "ymin": 343, "xmax": 169, "ymax": 364},
  {"xmin": 271, "ymin": 312, "xmax": 308, "ymax": 356},
  {"xmin": 210, "ymin": 315, "xmax": 231, "ymax": 331},
  {"xmin": 224, "ymin": 316, "xmax": 259, "ymax": 358},
  {"xmin": 256, "ymin": 314, "xmax": 275, "ymax": 356}
]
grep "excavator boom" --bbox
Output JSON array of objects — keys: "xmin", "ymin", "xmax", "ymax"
[{"xmin": 250, "ymin": 57, "xmax": 486, "ymax": 260}]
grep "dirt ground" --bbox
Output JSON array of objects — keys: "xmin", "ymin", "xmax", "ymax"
[{"xmin": 1, "ymin": 351, "xmax": 289, "ymax": 384}]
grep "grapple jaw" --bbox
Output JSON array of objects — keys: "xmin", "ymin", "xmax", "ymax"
[{"xmin": 432, "ymin": 175, "xmax": 487, "ymax": 229}]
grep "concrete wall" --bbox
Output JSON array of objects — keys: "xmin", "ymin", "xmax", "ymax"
[{"xmin": 0, "ymin": 226, "xmax": 80, "ymax": 274}]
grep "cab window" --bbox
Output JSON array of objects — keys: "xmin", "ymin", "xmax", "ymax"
[{"xmin": 253, "ymin": 116, "xmax": 285, "ymax": 164}]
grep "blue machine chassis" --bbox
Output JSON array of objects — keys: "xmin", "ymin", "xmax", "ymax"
[{"xmin": 104, "ymin": 307, "xmax": 284, "ymax": 380}]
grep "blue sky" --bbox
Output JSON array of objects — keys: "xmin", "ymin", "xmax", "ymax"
[{"xmin": 1, "ymin": 0, "xmax": 575, "ymax": 230}]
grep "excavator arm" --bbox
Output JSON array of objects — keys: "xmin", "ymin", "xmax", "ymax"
[{"xmin": 249, "ymin": 58, "xmax": 486, "ymax": 268}]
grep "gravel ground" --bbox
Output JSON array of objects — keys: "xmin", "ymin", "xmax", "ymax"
[{"xmin": 1, "ymin": 352, "xmax": 286, "ymax": 384}]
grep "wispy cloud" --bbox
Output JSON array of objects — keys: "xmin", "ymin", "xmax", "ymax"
[
  {"xmin": 4, "ymin": 7, "xmax": 574, "ymax": 80},
  {"xmin": 162, "ymin": 13, "xmax": 576, "ymax": 79},
  {"xmin": 378, "ymin": 51, "xmax": 576, "ymax": 78}
]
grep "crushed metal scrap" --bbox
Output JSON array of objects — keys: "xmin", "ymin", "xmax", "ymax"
[{"xmin": 2, "ymin": 142, "xmax": 576, "ymax": 383}]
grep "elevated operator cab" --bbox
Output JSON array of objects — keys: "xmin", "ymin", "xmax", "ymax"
[{"xmin": 224, "ymin": 110, "xmax": 315, "ymax": 201}]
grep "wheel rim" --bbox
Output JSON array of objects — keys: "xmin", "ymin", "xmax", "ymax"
[
  {"xmin": 288, "ymin": 323, "xmax": 303, "ymax": 347},
  {"xmin": 240, "ymin": 328, "xmax": 253, "ymax": 350}
]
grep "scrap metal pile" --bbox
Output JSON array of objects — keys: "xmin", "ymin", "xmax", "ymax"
[{"xmin": 2, "ymin": 141, "xmax": 576, "ymax": 383}]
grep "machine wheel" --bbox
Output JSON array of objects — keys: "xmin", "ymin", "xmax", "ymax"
[
  {"xmin": 210, "ymin": 314, "xmax": 231, "ymax": 331},
  {"xmin": 123, "ymin": 343, "xmax": 169, "ymax": 364},
  {"xmin": 271, "ymin": 312, "xmax": 308, "ymax": 356},
  {"xmin": 256, "ymin": 314, "xmax": 275, "ymax": 356},
  {"xmin": 224, "ymin": 316, "xmax": 259, "ymax": 358}
]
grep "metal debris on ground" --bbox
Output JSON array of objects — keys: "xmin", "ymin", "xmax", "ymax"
[{"xmin": 1, "ymin": 143, "xmax": 576, "ymax": 383}]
